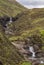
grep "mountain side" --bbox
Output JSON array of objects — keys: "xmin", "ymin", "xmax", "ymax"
[
  {"xmin": 0, "ymin": 0, "xmax": 26, "ymax": 17},
  {"xmin": 0, "ymin": 25, "xmax": 24, "ymax": 65},
  {"xmin": 0, "ymin": 0, "xmax": 44, "ymax": 65},
  {"xmin": 7, "ymin": 8, "xmax": 44, "ymax": 41}
]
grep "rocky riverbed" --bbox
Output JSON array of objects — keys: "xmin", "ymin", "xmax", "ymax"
[{"xmin": 12, "ymin": 34, "xmax": 44, "ymax": 65}]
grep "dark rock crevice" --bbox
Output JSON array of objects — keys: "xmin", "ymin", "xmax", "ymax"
[
  {"xmin": 0, "ymin": 15, "xmax": 21, "ymax": 28},
  {"xmin": 0, "ymin": 61, "xmax": 3, "ymax": 65}
]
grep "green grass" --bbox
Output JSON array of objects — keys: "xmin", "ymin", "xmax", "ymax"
[
  {"xmin": 7, "ymin": 8, "xmax": 44, "ymax": 41},
  {"xmin": 40, "ymin": 30, "xmax": 44, "ymax": 36},
  {"xmin": 9, "ymin": 28, "xmax": 44, "ymax": 41},
  {"xmin": 0, "ymin": 25, "xmax": 24, "ymax": 65},
  {"xmin": 22, "ymin": 62, "xmax": 31, "ymax": 65},
  {"xmin": 40, "ymin": 30, "xmax": 44, "ymax": 41},
  {"xmin": 0, "ymin": 0, "xmax": 26, "ymax": 17},
  {"xmin": 32, "ymin": 18, "xmax": 44, "ymax": 24},
  {"xmin": 0, "ymin": 1, "xmax": 44, "ymax": 64}
]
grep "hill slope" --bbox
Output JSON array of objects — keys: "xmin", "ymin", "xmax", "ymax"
[
  {"xmin": 0, "ymin": 0, "xmax": 27, "ymax": 65},
  {"xmin": 0, "ymin": 0, "xmax": 26, "ymax": 17},
  {"xmin": 7, "ymin": 8, "xmax": 44, "ymax": 41},
  {"xmin": 0, "ymin": 25, "xmax": 24, "ymax": 65},
  {"xmin": 0, "ymin": 0, "xmax": 44, "ymax": 65}
]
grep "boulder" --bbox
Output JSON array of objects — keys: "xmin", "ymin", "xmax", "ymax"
[{"xmin": 33, "ymin": 45, "xmax": 40, "ymax": 52}]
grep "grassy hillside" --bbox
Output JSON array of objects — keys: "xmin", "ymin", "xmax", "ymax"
[
  {"xmin": 0, "ymin": 0, "xmax": 26, "ymax": 64},
  {"xmin": 0, "ymin": 0, "xmax": 26, "ymax": 17},
  {"xmin": 8, "ymin": 8, "xmax": 44, "ymax": 41},
  {"xmin": 0, "ymin": 25, "xmax": 25, "ymax": 65},
  {"xmin": 0, "ymin": 0, "xmax": 44, "ymax": 65}
]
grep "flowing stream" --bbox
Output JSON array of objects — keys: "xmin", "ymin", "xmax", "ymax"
[
  {"xmin": 29, "ymin": 46, "xmax": 44, "ymax": 64},
  {"xmin": 9, "ymin": 17, "xmax": 12, "ymax": 23},
  {"xmin": 29, "ymin": 46, "xmax": 35, "ymax": 58},
  {"xmin": 40, "ymin": 60, "xmax": 44, "ymax": 64}
]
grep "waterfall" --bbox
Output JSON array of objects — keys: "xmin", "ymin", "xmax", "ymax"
[
  {"xmin": 40, "ymin": 61, "xmax": 44, "ymax": 64},
  {"xmin": 9, "ymin": 17, "xmax": 12, "ymax": 23},
  {"xmin": 29, "ymin": 46, "xmax": 35, "ymax": 58}
]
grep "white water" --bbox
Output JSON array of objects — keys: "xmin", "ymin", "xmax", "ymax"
[
  {"xmin": 40, "ymin": 61, "xmax": 44, "ymax": 64},
  {"xmin": 29, "ymin": 46, "xmax": 35, "ymax": 58},
  {"xmin": 9, "ymin": 17, "xmax": 12, "ymax": 23}
]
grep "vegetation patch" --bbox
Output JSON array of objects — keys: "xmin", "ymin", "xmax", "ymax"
[{"xmin": 21, "ymin": 62, "xmax": 31, "ymax": 65}]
